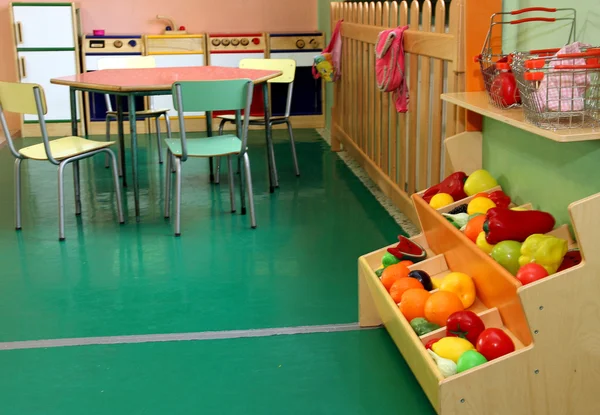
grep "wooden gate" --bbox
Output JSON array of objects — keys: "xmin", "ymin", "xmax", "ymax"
[{"xmin": 330, "ymin": 0, "xmax": 466, "ymax": 224}]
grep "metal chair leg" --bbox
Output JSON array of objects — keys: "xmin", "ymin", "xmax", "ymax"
[
  {"xmin": 243, "ymin": 153, "xmax": 257, "ymax": 229},
  {"xmin": 238, "ymin": 156, "xmax": 246, "ymax": 215},
  {"xmin": 14, "ymin": 158, "xmax": 22, "ymax": 231},
  {"xmin": 285, "ymin": 119, "xmax": 300, "ymax": 176},
  {"xmin": 165, "ymin": 113, "xmax": 172, "ymax": 138},
  {"xmin": 73, "ymin": 161, "xmax": 81, "ymax": 215},
  {"xmin": 174, "ymin": 157, "xmax": 182, "ymax": 236},
  {"xmin": 164, "ymin": 150, "xmax": 172, "ymax": 218},
  {"xmin": 104, "ymin": 149, "xmax": 125, "ymax": 225},
  {"xmin": 105, "ymin": 117, "xmax": 111, "ymax": 169},
  {"xmin": 215, "ymin": 157, "xmax": 222, "ymax": 184},
  {"xmin": 155, "ymin": 117, "xmax": 164, "ymax": 164},
  {"xmin": 58, "ymin": 162, "xmax": 66, "ymax": 241},
  {"xmin": 227, "ymin": 155, "xmax": 235, "ymax": 213}
]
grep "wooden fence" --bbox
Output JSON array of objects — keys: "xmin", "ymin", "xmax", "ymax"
[{"xmin": 330, "ymin": 0, "xmax": 466, "ymax": 224}]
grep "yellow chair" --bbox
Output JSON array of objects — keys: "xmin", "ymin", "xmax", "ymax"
[
  {"xmin": 98, "ymin": 56, "xmax": 172, "ymax": 172},
  {"xmin": 0, "ymin": 81, "xmax": 124, "ymax": 241},
  {"xmin": 215, "ymin": 58, "xmax": 298, "ymax": 184}
]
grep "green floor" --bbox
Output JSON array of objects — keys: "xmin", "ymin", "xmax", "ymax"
[{"xmin": 0, "ymin": 128, "xmax": 433, "ymax": 414}]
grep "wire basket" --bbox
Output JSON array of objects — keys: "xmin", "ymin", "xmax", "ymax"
[
  {"xmin": 511, "ymin": 50, "xmax": 600, "ymax": 130},
  {"xmin": 475, "ymin": 7, "xmax": 576, "ymax": 110}
]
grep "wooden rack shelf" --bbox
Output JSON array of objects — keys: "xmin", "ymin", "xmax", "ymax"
[
  {"xmin": 441, "ymin": 91, "xmax": 600, "ymax": 143},
  {"xmin": 358, "ymin": 129, "xmax": 600, "ymax": 414}
]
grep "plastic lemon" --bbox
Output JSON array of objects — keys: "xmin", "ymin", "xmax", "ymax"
[
  {"xmin": 476, "ymin": 231, "xmax": 495, "ymax": 254},
  {"xmin": 467, "ymin": 197, "xmax": 496, "ymax": 215},
  {"xmin": 430, "ymin": 193, "xmax": 454, "ymax": 209}
]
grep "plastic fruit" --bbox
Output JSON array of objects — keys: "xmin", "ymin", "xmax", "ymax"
[
  {"xmin": 516, "ymin": 263, "xmax": 549, "ymax": 285},
  {"xmin": 380, "ymin": 262, "xmax": 410, "ymax": 291},
  {"xmin": 399, "ymin": 288, "xmax": 431, "ymax": 321},
  {"xmin": 476, "ymin": 231, "xmax": 495, "ymax": 254},
  {"xmin": 491, "ymin": 240, "xmax": 522, "ymax": 276},
  {"xmin": 431, "ymin": 276, "xmax": 444, "ymax": 290},
  {"xmin": 430, "ymin": 193, "xmax": 454, "ymax": 209},
  {"xmin": 463, "ymin": 169, "xmax": 498, "ymax": 196},
  {"xmin": 464, "ymin": 215, "xmax": 487, "ymax": 242},
  {"xmin": 381, "ymin": 251, "xmax": 401, "ymax": 267},
  {"xmin": 467, "ymin": 197, "xmax": 496, "ymax": 215},
  {"xmin": 439, "ymin": 272, "xmax": 476, "ymax": 308},
  {"xmin": 408, "ymin": 270, "xmax": 433, "ymax": 291},
  {"xmin": 386, "ymin": 235, "xmax": 427, "ymax": 263},
  {"xmin": 390, "ymin": 277, "xmax": 424, "ymax": 303},
  {"xmin": 431, "ymin": 336, "xmax": 475, "ymax": 363},
  {"xmin": 457, "ymin": 350, "xmax": 488, "ymax": 373},
  {"xmin": 476, "ymin": 328, "xmax": 515, "ymax": 361},
  {"xmin": 557, "ymin": 249, "xmax": 582, "ymax": 273},
  {"xmin": 490, "ymin": 72, "xmax": 521, "ymax": 107},
  {"xmin": 424, "ymin": 291, "xmax": 465, "ymax": 327}
]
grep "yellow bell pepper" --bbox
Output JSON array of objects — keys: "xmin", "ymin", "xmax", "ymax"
[
  {"xmin": 476, "ymin": 231, "xmax": 495, "ymax": 254},
  {"xmin": 439, "ymin": 272, "xmax": 476, "ymax": 308},
  {"xmin": 518, "ymin": 234, "xmax": 568, "ymax": 275},
  {"xmin": 431, "ymin": 337, "xmax": 475, "ymax": 363}
]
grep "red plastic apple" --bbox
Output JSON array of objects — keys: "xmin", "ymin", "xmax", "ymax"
[{"xmin": 516, "ymin": 263, "xmax": 549, "ymax": 285}]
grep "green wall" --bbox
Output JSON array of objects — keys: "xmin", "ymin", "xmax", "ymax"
[{"xmin": 486, "ymin": 0, "xmax": 600, "ymax": 231}]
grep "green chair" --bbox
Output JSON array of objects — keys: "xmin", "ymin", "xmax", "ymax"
[{"xmin": 164, "ymin": 79, "xmax": 257, "ymax": 236}]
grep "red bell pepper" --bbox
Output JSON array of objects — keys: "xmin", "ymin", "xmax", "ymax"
[
  {"xmin": 487, "ymin": 190, "xmax": 511, "ymax": 208},
  {"xmin": 446, "ymin": 311, "xmax": 485, "ymax": 345},
  {"xmin": 424, "ymin": 338, "xmax": 439, "ymax": 350},
  {"xmin": 483, "ymin": 207, "xmax": 555, "ymax": 245},
  {"xmin": 422, "ymin": 172, "xmax": 468, "ymax": 203}
]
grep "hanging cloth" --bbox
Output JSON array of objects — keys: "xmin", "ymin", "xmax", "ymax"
[
  {"xmin": 313, "ymin": 19, "xmax": 343, "ymax": 83},
  {"xmin": 375, "ymin": 26, "xmax": 410, "ymax": 112}
]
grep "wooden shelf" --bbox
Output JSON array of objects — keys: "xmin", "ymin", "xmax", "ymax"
[{"xmin": 441, "ymin": 91, "xmax": 600, "ymax": 143}]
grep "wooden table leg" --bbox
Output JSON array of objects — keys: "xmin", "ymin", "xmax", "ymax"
[{"xmin": 128, "ymin": 94, "xmax": 140, "ymax": 222}]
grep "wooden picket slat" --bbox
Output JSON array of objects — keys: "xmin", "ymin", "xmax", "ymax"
[
  {"xmin": 329, "ymin": 0, "xmax": 463, "ymax": 225},
  {"xmin": 417, "ymin": 0, "xmax": 432, "ymax": 191}
]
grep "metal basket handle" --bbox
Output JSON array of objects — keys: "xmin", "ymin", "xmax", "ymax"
[{"xmin": 510, "ymin": 7, "xmax": 558, "ymax": 15}]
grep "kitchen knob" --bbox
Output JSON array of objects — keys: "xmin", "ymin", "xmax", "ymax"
[
  {"xmin": 231, "ymin": 38, "xmax": 240, "ymax": 46},
  {"xmin": 113, "ymin": 40, "xmax": 123, "ymax": 48},
  {"xmin": 309, "ymin": 38, "xmax": 318, "ymax": 48},
  {"xmin": 240, "ymin": 38, "xmax": 249, "ymax": 46},
  {"xmin": 128, "ymin": 40, "xmax": 137, "ymax": 47},
  {"xmin": 296, "ymin": 39, "xmax": 305, "ymax": 49},
  {"xmin": 211, "ymin": 38, "xmax": 221, "ymax": 46},
  {"xmin": 252, "ymin": 37, "xmax": 260, "ymax": 45},
  {"xmin": 222, "ymin": 38, "xmax": 230, "ymax": 46}
]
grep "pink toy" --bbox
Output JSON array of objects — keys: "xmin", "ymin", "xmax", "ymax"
[
  {"xmin": 93, "ymin": 29, "xmax": 105, "ymax": 36},
  {"xmin": 375, "ymin": 26, "xmax": 410, "ymax": 113}
]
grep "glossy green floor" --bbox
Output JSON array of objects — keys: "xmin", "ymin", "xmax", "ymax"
[{"xmin": 0, "ymin": 128, "xmax": 433, "ymax": 414}]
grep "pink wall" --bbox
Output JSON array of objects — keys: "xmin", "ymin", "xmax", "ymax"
[{"xmin": 0, "ymin": 0, "xmax": 318, "ymax": 134}]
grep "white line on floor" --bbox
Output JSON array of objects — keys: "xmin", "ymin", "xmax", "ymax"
[{"xmin": 0, "ymin": 323, "xmax": 379, "ymax": 351}]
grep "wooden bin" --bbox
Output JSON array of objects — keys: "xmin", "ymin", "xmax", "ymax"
[{"xmin": 359, "ymin": 153, "xmax": 600, "ymax": 413}]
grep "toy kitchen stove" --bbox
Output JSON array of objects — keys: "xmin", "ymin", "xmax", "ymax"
[{"xmin": 268, "ymin": 31, "xmax": 324, "ymax": 119}]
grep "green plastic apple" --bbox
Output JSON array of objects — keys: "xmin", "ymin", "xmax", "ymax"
[
  {"xmin": 491, "ymin": 240, "xmax": 522, "ymax": 275},
  {"xmin": 456, "ymin": 350, "xmax": 488, "ymax": 373}
]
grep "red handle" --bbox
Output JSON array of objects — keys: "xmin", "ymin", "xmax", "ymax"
[
  {"xmin": 511, "ymin": 7, "xmax": 557, "ymax": 15},
  {"xmin": 510, "ymin": 17, "xmax": 556, "ymax": 24},
  {"xmin": 556, "ymin": 50, "xmax": 600, "ymax": 59},
  {"xmin": 525, "ymin": 59, "xmax": 546, "ymax": 69},
  {"xmin": 524, "ymin": 72, "xmax": 544, "ymax": 81},
  {"xmin": 554, "ymin": 64, "xmax": 600, "ymax": 69}
]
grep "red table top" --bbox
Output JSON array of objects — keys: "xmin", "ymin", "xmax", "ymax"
[{"xmin": 50, "ymin": 66, "xmax": 282, "ymax": 92}]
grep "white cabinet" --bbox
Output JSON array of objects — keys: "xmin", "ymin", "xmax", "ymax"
[
  {"xmin": 150, "ymin": 54, "xmax": 206, "ymax": 117},
  {"xmin": 18, "ymin": 51, "xmax": 79, "ymax": 121},
  {"xmin": 12, "ymin": 5, "xmax": 75, "ymax": 49}
]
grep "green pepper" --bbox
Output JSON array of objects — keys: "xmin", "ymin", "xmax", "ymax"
[
  {"xmin": 410, "ymin": 317, "xmax": 441, "ymax": 336},
  {"xmin": 518, "ymin": 234, "xmax": 568, "ymax": 275}
]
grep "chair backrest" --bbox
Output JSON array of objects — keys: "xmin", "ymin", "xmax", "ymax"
[
  {"xmin": 239, "ymin": 58, "xmax": 296, "ymax": 84},
  {"xmin": 97, "ymin": 56, "xmax": 156, "ymax": 70},
  {"xmin": 172, "ymin": 79, "xmax": 253, "ymax": 162},
  {"xmin": 97, "ymin": 56, "xmax": 157, "ymax": 112},
  {"xmin": 0, "ymin": 82, "xmax": 57, "ymax": 163}
]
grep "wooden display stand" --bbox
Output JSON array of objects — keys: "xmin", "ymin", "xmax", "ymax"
[{"xmin": 358, "ymin": 131, "xmax": 600, "ymax": 414}]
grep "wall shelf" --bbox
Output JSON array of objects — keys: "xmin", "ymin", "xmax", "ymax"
[{"xmin": 441, "ymin": 91, "xmax": 600, "ymax": 143}]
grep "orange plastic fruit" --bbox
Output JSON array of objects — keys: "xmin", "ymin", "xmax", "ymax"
[
  {"xmin": 464, "ymin": 215, "xmax": 487, "ymax": 242},
  {"xmin": 399, "ymin": 288, "xmax": 431, "ymax": 321},
  {"xmin": 380, "ymin": 263, "xmax": 410, "ymax": 291},
  {"xmin": 424, "ymin": 291, "xmax": 465, "ymax": 327},
  {"xmin": 390, "ymin": 278, "xmax": 424, "ymax": 303}
]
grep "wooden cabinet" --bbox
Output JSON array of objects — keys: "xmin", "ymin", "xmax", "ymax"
[{"xmin": 9, "ymin": 2, "xmax": 82, "ymax": 136}]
